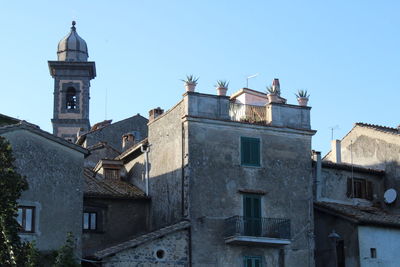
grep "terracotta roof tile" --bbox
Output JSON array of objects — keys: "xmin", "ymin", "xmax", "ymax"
[
  {"xmin": 83, "ymin": 168, "xmax": 146, "ymax": 199},
  {"xmin": 355, "ymin": 122, "xmax": 400, "ymax": 135},
  {"xmin": 315, "ymin": 201, "xmax": 400, "ymax": 228}
]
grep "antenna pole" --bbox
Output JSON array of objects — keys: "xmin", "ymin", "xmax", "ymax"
[
  {"xmin": 105, "ymin": 88, "xmax": 108, "ymax": 120},
  {"xmin": 351, "ymin": 140, "xmax": 354, "ymax": 198}
]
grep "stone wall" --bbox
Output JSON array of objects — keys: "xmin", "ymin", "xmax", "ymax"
[
  {"xmin": 324, "ymin": 126, "xmax": 400, "ymax": 211},
  {"xmin": 319, "ymin": 166, "xmax": 384, "ymax": 204},
  {"xmin": 2, "ymin": 129, "xmax": 84, "ymax": 253},
  {"xmin": 314, "ymin": 209, "xmax": 360, "ymax": 267},
  {"xmin": 83, "ymin": 198, "xmax": 149, "ymax": 257},
  {"xmin": 103, "ymin": 229, "xmax": 189, "ymax": 267},
  {"xmin": 147, "ymin": 101, "xmax": 186, "ymax": 230},
  {"xmin": 84, "ymin": 115, "xmax": 148, "ymax": 151},
  {"xmin": 187, "ymin": 117, "xmax": 315, "ymax": 266}
]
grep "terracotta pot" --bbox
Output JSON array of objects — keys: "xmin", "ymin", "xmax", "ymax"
[
  {"xmin": 216, "ymin": 87, "xmax": 227, "ymax": 96},
  {"xmin": 267, "ymin": 93, "xmax": 279, "ymax": 103},
  {"xmin": 297, "ymin": 97, "xmax": 309, "ymax": 106},
  {"xmin": 185, "ymin": 83, "xmax": 196, "ymax": 92}
]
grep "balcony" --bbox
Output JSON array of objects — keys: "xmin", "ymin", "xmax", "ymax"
[{"xmin": 224, "ymin": 216, "xmax": 291, "ymax": 246}]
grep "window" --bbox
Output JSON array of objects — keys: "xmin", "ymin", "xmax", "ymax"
[
  {"xmin": 370, "ymin": 248, "xmax": 377, "ymax": 258},
  {"xmin": 104, "ymin": 168, "xmax": 120, "ymax": 180},
  {"xmin": 243, "ymin": 194, "xmax": 261, "ymax": 236},
  {"xmin": 66, "ymin": 87, "xmax": 77, "ymax": 110},
  {"xmin": 346, "ymin": 178, "xmax": 373, "ymax": 200},
  {"xmin": 243, "ymin": 256, "xmax": 262, "ymax": 267},
  {"xmin": 241, "ymin": 137, "xmax": 260, "ymax": 166},
  {"xmin": 17, "ymin": 206, "xmax": 35, "ymax": 233},
  {"xmin": 83, "ymin": 212, "xmax": 97, "ymax": 230}
]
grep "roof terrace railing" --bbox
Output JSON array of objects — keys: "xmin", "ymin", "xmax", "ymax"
[{"xmin": 229, "ymin": 103, "xmax": 267, "ymax": 124}]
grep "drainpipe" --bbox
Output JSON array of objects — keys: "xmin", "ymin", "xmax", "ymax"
[{"xmin": 141, "ymin": 144, "xmax": 150, "ymax": 196}]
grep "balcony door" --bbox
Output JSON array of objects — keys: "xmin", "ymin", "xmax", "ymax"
[{"xmin": 243, "ymin": 195, "xmax": 261, "ymax": 236}]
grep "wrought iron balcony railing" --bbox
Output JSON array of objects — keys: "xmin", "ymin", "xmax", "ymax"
[{"xmin": 225, "ymin": 216, "xmax": 291, "ymax": 240}]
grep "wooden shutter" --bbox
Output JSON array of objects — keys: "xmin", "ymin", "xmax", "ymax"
[
  {"xmin": 366, "ymin": 181, "xmax": 373, "ymax": 200},
  {"xmin": 251, "ymin": 138, "xmax": 260, "ymax": 166},
  {"xmin": 346, "ymin": 178, "xmax": 353, "ymax": 198},
  {"xmin": 241, "ymin": 137, "xmax": 260, "ymax": 166}
]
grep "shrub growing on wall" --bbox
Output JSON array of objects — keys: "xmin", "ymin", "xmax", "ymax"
[{"xmin": 0, "ymin": 136, "xmax": 28, "ymax": 266}]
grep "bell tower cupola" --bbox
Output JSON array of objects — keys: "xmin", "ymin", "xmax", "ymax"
[{"xmin": 48, "ymin": 21, "xmax": 96, "ymax": 142}]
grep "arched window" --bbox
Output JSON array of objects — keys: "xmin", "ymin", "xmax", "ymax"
[{"xmin": 66, "ymin": 87, "xmax": 77, "ymax": 110}]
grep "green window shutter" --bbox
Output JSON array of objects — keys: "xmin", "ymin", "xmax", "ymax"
[
  {"xmin": 346, "ymin": 178, "xmax": 353, "ymax": 197},
  {"xmin": 244, "ymin": 256, "xmax": 262, "ymax": 267},
  {"xmin": 241, "ymin": 137, "xmax": 260, "ymax": 166},
  {"xmin": 366, "ymin": 181, "xmax": 373, "ymax": 200}
]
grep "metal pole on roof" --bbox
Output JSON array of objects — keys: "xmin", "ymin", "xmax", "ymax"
[{"xmin": 246, "ymin": 73, "xmax": 259, "ymax": 88}]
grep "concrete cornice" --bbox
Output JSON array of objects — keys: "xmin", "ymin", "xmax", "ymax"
[
  {"xmin": 48, "ymin": 60, "xmax": 96, "ymax": 79},
  {"xmin": 183, "ymin": 115, "xmax": 317, "ymax": 136}
]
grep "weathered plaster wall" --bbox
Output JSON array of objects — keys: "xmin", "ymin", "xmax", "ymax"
[
  {"xmin": 2, "ymin": 129, "xmax": 84, "ymax": 253},
  {"xmin": 103, "ymin": 229, "xmax": 189, "ymax": 267},
  {"xmin": 324, "ymin": 126, "xmax": 400, "ymax": 211},
  {"xmin": 187, "ymin": 118, "xmax": 315, "ymax": 266},
  {"xmin": 147, "ymin": 101, "xmax": 185, "ymax": 230},
  {"xmin": 314, "ymin": 209, "xmax": 360, "ymax": 267},
  {"xmin": 85, "ymin": 115, "xmax": 148, "ymax": 151},
  {"xmin": 358, "ymin": 226, "xmax": 400, "ymax": 267},
  {"xmin": 320, "ymin": 167, "xmax": 383, "ymax": 204},
  {"xmin": 82, "ymin": 198, "xmax": 149, "ymax": 257},
  {"xmin": 124, "ymin": 153, "xmax": 146, "ymax": 193}
]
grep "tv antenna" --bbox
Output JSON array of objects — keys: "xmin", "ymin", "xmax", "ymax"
[
  {"xmin": 329, "ymin": 125, "xmax": 340, "ymax": 140},
  {"xmin": 246, "ymin": 73, "xmax": 259, "ymax": 88}
]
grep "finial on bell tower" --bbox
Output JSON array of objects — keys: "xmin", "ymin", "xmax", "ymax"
[{"xmin": 71, "ymin": 21, "xmax": 76, "ymax": 30}]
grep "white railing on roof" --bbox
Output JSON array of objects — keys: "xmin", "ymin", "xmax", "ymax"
[{"xmin": 229, "ymin": 103, "xmax": 267, "ymax": 124}]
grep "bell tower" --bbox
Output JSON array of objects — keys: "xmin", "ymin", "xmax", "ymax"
[{"xmin": 48, "ymin": 21, "xmax": 96, "ymax": 142}]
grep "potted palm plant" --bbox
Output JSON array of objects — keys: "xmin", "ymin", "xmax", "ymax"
[
  {"xmin": 266, "ymin": 85, "xmax": 279, "ymax": 103},
  {"xmin": 295, "ymin": 90, "xmax": 310, "ymax": 106},
  {"xmin": 215, "ymin": 80, "xmax": 229, "ymax": 96},
  {"xmin": 181, "ymin": 75, "xmax": 199, "ymax": 92}
]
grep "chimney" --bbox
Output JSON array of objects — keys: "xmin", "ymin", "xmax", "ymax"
[
  {"xmin": 272, "ymin": 78, "xmax": 281, "ymax": 95},
  {"xmin": 149, "ymin": 107, "xmax": 164, "ymax": 122},
  {"xmin": 331, "ymin": 140, "xmax": 341, "ymax": 163},
  {"xmin": 122, "ymin": 133, "xmax": 135, "ymax": 150},
  {"xmin": 312, "ymin": 150, "xmax": 322, "ymax": 201}
]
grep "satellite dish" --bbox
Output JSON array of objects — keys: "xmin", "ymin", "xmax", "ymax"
[{"xmin": 384, "ymin": 188, "xmax": 397, "ymax": 204}]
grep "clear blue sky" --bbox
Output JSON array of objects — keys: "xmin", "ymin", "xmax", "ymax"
[{"xmin": 1, "ymin": 1, "xmax": 399, "ymax": 155}]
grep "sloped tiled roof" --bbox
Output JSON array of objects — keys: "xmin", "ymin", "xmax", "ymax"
[
  {"xmin": 319, "ymin": 161, "xmax": 385, "ymax": 175},
  {"xmin": 355, "ymin": 122, "xmax": 400, "ymax": 136},
  {"xmin": 0, "ymin": 121, "xmax": 88, "ymax": 154},
  {"xmin": 84, "ymin": 168, "xmax": 146, "ymax": 199},
  {"xmin": 87, "ymin": 142, "xmax": 121, "ymax": 154},
  {"xmin": 94, "ymin": 220, "xmax": 190, "ymax": 259},
  {"xmin": 315, "ymin": 201, "xmax": 400, "ymax": 228}
]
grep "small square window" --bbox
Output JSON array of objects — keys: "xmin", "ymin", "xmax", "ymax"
[
  {"xmin": 83, "ymin": 212, "xmax": 97, "ymax": 231},
  {"xmin": 17, "ymin": 206, "xmax": 35, "ymax": 233},
  {"xmin": 241, "ymin": 137, "xmax": 260, "ymax": 166}
]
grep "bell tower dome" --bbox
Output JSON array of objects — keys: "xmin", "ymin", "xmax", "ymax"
[{"xmin": 48, "ymin": 21, "xmax": 96, "ymax": 142}]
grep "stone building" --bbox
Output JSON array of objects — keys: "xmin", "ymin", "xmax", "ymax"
[
  {"xmin": 0, "ymin": 115, "xmax": 88, "ymax": 255},
  {"xmin": 313, "ymin": 123, "xmax": 400, "ymax": 267},
  {"xmin": 87, "ymin": 84, "xmax": 316, "ymax": 266}
]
